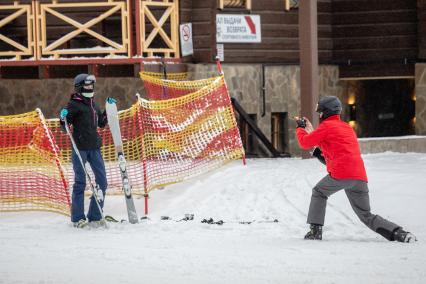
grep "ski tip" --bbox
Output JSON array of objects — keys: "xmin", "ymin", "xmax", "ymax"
[{"xmin": 105, "ymin": 215, "xmax": 120, "ymax": 223}]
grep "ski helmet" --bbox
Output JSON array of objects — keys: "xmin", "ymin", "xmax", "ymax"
[
  {"xmin": 316, "ymin": 96, "xmax": 342, "ymax": 119},
  {"xmin": 74, "ymin": 73, "xmax": 96, "ymax": 98}
]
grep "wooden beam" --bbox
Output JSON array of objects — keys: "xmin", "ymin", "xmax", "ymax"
[
  {"xmin": 246, "ymin": 0, "xmax": 252, "ymax": 10},
  {"xmin": 38, "ymin": 65, "xmax": 50, "ymax": 79},
  {"xmin": 42, "ymin": 5, "xmax": 123, "ymax": 52},
  {"xmin": 284, "ymin": 0, "xmax": 290, "ymax": 11},
  {"xmin": 0, "ymin": 5, "xmax": 33, "ymax": 57},
  {"xmin": 125, "ymin": 0, "xmax": 132, "ymax": 57},
  {"xmin": 88, "ymin": 64, "xmax": 100, "ymax": 77},
  {"xmin": 140, "ymin": 0, "xmax": 179, "ymax": 57},
  {"xmin": 143, "ymin": 5, "xmax": 173, "ymax": 48},
  {"xmin": 0, "ymin": 57, "xmax": 180, "ymax": 67},
  {"xmin": 299, "ymin": 0, "xmax": 319, "ymax": 157},
  {"xmin": 218, "ymin": 0, "xmax": 224, "ymax": 10}
]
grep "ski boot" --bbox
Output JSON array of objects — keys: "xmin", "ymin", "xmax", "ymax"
[
  {"xmin": 304, "ymin": 224, "xmax": 323, "ymax": 240},
  {"xmin": 393, "ymin": 228, "xmax": 417, "ymax": 243},
  {"xmin": 73, "ymin": 219, "xmax": 88, "ymax": 228}
]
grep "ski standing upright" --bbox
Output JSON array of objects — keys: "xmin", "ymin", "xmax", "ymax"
[{"xmin": 106, "ymin": 100, "xmax": 139, "ymax": 224}]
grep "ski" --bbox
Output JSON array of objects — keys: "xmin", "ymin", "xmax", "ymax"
[
  {"xmin": 105, "ymin": 215, "xmax": 149, "ymax": 223},
  {"xmin": 105, "ymin": 101, "xmax": 139, "ymax": 224},
  {"xmin": 201, "ymin": 218, "xmax": 279, "ymax": 225}
]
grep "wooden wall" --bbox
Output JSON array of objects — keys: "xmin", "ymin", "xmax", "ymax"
[
  {"xmin": 182, "ymin": 0, "xmax": 419, "ymax": 78},
  {"xmin": 1, "ymin": 0, "xmax": 424, "ymax": 79},
  {"xmin": 179, "ymin": 0, "xmax": 216, "ymax": 63},
  {"xmin": 184, "ymin": 0, "xmax": 333, "ymax": 64},
  {"xmin": 418, "ymin": 0, "xmax": 426, "ymax": 60},
  {"xmin": 332, "ymin": 0, "xmax": 418, "ymax": 78}
]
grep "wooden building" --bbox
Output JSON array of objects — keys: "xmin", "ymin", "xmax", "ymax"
[{"xmin": 1, "ymin": 0, "xmax": 426, "ymax": 156}]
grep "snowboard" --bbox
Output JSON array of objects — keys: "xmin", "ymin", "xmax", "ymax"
[{"xmin": 105, "ymin": 101, "xmax": 139, "ymax": 224}]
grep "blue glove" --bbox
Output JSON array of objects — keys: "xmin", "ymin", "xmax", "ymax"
[
  {"xmin": 106, "ymin": 97, "xmax": 117, "ymax": 104},
  {"xmin": 60, "ymin": 108, "xmax": 68, "ymax": 120}
]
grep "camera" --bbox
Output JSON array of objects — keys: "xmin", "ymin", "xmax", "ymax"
[{"xmin": 296, "ymin": 117, "xmax": 307, "ymax": 128}]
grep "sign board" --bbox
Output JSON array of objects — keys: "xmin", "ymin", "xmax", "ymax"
[
  {"xmin": 216, "ymin": 44, "xmax": 224, "ymax": 61},
  {"xmin": 216, "ymin": 14, "xmax": 261, "ymax": 43},
  {"xmin": 180, "ymin": 23, "xmax": 193, "ymax": 56}
]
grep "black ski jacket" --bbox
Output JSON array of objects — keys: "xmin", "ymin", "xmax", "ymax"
[{"xmin": 60, "ymin": 93, "xmax": 107, "ymax": 150}]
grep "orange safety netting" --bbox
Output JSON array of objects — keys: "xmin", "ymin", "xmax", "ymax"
[
  {"xmin": 141, "ymin": 71, "xmax": 188, "ymax": 81},
  {"xmin": 0, "ymin": 73, "xmax": 245, "ymax": 215},
  {"xmin": 46, "ymin": 103, "xmax": 145, "ymax": 196},
  {"xmin": 0, "ymin": 110, "xmax": 70, "ymax": 216},
  {"xmin": 51, "ymin": 73, "xmax": 244, "ymax": 194},
  {"xmin": 140, "ymin": 71, "xmax": 217, "ymax": 100},
  {"xmin": 138, "ymin": 74, "xmax": 245, "ymax": 192}
]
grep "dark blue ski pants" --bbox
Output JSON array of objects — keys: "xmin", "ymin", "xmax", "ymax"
[{"xmin": 71, "ymin": 149, "xmax": 107, "ymax": 222}]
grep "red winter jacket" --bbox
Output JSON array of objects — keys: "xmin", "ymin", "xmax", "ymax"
[{"xmin": 296, "ymin": 115, "xmax": 368, "ymax": 182}]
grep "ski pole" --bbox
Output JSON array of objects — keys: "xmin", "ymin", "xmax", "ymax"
[{"xmin": 64, "ymin": 118, "xmax": 108, "ymax": 228}]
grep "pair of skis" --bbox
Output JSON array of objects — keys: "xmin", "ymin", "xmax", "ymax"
[
  {"xmin": 105, "ymin": 101, "xmax": 139, "ymax": 224},
  {"xmin": 64, "ymin": 101, "xmax": 139, "ymax": 227}
]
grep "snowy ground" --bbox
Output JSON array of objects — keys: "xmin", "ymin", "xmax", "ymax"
[{"xmin": 1, "ymin": 152, "xmax": 426, "ymax": 284}]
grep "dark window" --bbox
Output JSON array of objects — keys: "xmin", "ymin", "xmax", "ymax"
[
  {"xmin": 239, "ymin": 113, "xmax": 257, "ymax": 156},
  {"xmin": 357, "ymin": 79, "xmax": 415, "ymax": 137},
  {"xmin": 271, "ymin": 112, "xmax": 288, "ymax": 153}
]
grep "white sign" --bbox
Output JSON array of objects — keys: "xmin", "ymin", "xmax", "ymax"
[
  {"xmin": 180, "ymin": 23, "xmax": 193, "ymax": 56},
  {"xmin": 217, "ymin": 44, "xmax": 224, "ymax": 61},
  {"xmin": 216, "ymin": 14, "xmax": 261, "ymax": 43}
]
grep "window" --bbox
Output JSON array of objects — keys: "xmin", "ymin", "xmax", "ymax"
[
  {"xmin": 239, "ymin": 113, "xmax": 257, "ymax": 156},
  {"xmin": 271, "ymin": 112, "xmax": 288, "ymax": 153}
]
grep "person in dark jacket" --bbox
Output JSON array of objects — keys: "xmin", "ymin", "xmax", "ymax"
[
  {"xmin": 59, "ymin": 74, "xmax": 115, "ymax": 228},
  {"xmin": 295, "ymin": 96, "xmax": 416, "ymax": 242}
]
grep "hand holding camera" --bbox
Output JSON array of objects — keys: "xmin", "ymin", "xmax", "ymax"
[
  {"xmin": 294, "ymin": 116, "xmax": 314, "ymax": 133},
  {"xmin": 294, "ymin": 116, "xmax": 307, "ymax": 128}
]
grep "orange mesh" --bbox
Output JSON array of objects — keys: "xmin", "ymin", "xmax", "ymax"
[
  {"xmin": 140, "ymin": 71, "xmax": 218, "ymax": 100},
  {"xmin": 138, "ymin": 74, "xmax": 245, "ymax": 192},
  {"xmin": 0, "ymin": 110, "xmax": 70, "ymax": 216},
  {"xmin": 1, "ymin": 73, "xmax": 244, "ymax": 214},
  {"xmin": 46, "ymin": 104, "xmax": 144, "ymax": 196}
]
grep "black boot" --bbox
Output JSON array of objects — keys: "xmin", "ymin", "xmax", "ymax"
[
  {"xmin": 393, "ymin": 228, "xmax": 417, "ymax": 243},
  {"xmin": 304, "ymin": 224, "xmax": 322, "ymax": 240}
]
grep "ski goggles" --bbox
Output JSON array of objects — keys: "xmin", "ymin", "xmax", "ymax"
[{"xmin": 84, "ymin": 75, "xmax": 96, "ymax": 86}]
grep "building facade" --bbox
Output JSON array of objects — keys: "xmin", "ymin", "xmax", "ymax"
[{"xmin": 1, "ymin": 0, "xmax": 425, "ymax": 156}]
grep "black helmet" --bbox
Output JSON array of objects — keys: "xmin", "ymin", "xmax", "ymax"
[
  {"xmin": 316, "ymin": 96, "xmax": 342, "ymax": 119},
  {"xmin": 74, "ymin": 73, "xmax": 96, "ymax": 97}
]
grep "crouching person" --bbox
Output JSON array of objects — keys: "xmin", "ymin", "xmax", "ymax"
[{"xmin": 295, "ymin": 96, "xmax": 416, "ymax": 243}]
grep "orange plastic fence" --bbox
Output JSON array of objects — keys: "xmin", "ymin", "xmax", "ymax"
[
  {"xmin": 138, "ymin": 74, "xmax": 245, "ymax": 192},
  {"xmin": 0, "ymin": 110, "xmax": 70, "ymax": 215},
  {"xmin": 0, "ymin": 73, "xmax": 245, "ymax": 216}
]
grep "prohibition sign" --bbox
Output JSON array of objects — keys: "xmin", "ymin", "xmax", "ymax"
[{"xmin": 182, "ymin": 25, "xmax": 191, "ymax": 41}]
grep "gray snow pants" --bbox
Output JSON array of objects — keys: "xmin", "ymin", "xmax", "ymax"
[{"xmin": 307, "ymin": 175, "xmax": 400, "ymax": 239}]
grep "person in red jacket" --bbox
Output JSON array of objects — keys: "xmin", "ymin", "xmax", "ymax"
[{"xmin": 295, "ymin": 96, "xmax": 416, "ymax": 242}]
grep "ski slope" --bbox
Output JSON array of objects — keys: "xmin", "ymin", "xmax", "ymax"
[{"xmin": 1, "ymin": 152, "xmax": 425, "ymax": 284}]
